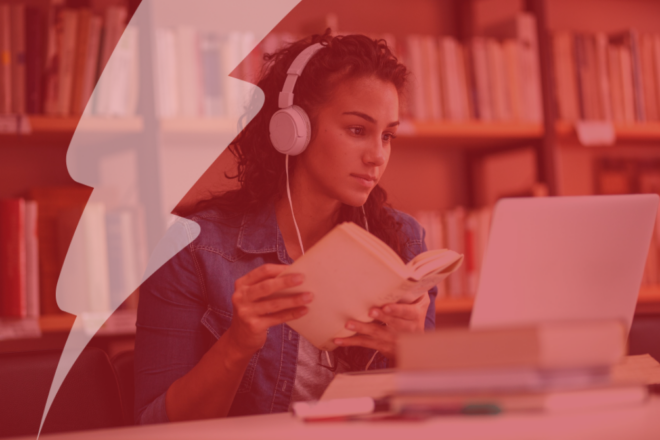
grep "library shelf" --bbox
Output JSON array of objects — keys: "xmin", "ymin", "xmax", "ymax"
[
  {"xmin": 0, "ymin": 116, "xmax": 144, "ymax": 136},
  {"xmin": 159, "ymin": 118, "xmax": 545, "ymax": 146},
  {"xmin": 555, "ymin": 121, "xmax": 660, "ymax": 143},
  {"xmin": 400, "ymin": 121, "xmax": 544, "ymax": 142},
  {"xmin": 37, "ymin": 309, "xmax": 138, "ymax": 335},
  {"xmin": 160, "ymin": 117, "xmax": 237, "ymax": 134}
]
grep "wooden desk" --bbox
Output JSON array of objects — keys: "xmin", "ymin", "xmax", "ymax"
[{"xmin": 13, "ymin": 398, "xmax": 660, "ymax": 440}]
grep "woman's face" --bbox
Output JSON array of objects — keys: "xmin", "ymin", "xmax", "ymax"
[{"xmin": 296, "ymin": 75, "xmax": 399, "ymax": 207}]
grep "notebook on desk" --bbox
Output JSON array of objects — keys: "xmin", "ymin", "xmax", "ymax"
[{"xmin": 470, "ymin": 194, "xmax": 659, "ymax": 334}]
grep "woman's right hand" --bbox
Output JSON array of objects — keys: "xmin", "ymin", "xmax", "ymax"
[{"xmin": 226, "ymin": 264, "xmax": 311, "ymax": 355}]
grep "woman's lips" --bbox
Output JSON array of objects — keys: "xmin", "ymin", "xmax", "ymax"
[{"xmin": 351, "ymin": 174, "xmax": 377, "ymax": 188}]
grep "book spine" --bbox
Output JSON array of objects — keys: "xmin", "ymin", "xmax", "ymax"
[
  {"xmin": 200, "ymin": 32, "xmax": 224, "ymax": 117},
  {"xmin": 640, "ymin": 33, "xmax": 658, "ymax": 122},
  {"xmin": 595, "ymin": 33, "xmax": 613, "ymax": 121},
  {"xmin": 177, "ymin": 26, "xmax": 202, "ymax": 117},
  {"xmin": 25, "ymin": 7, "xmax": 43, "ymax": 114},
  {"xmin": 607, "ymin": 45, "xmax": 625, "ymax": 123},
  {"xmin": 0, "ymin": 199, "xmax": 27, "ymax": 318},
  {"xmin": 470, "ymin": 38, "xmax": 492, "ymax": 121},
  {"xmin": 0, "ymin": 5, "xmax": 12, "ymax": 115},
  {"xmin": 629, "ymin": 30, "xmax": 646, "ymax": 122},
  {"xmin": 83, "ymin": 203, "xmax": 110, "ymax": 313},
  {"xmin": 422, "ymin": 36, "xmax": 442, "ymax": 121},
  {"xmin": 10, "ymin": 4, "xmax": 26, "ymax": 115},
  {"xmin": 25, "ymin": 201, "xmax": 40, "ymax": 318},
  {"xmin": 503, "ymin": 39, "xmax": 522, "ymax": 121},
  {"xmin": 57, "ymin": 9, "xmax": 78, "ymax": 116},
  {"xmin": 620, "ymin": 45, "xmax": 636, "ymax": 123},
  {"xmin": 406, "ymin": 35, "xmax": 427, "ymax": 121},
  {"xmin": 71, "ymin": 9, "xmax": 91, "ymax": 116},
  {"xmin": 80, "ymin": 15, "xmax": 102, "ymax": 116}
]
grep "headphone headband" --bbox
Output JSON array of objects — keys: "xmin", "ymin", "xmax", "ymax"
[{"xmin": 278, "ymin": 43, "xmax": 325, "ymax": 108}]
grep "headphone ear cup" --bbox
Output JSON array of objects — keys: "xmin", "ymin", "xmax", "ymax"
[{"xmin": 269, "ymin": 105, "xmax": 311, "ymax": 156}]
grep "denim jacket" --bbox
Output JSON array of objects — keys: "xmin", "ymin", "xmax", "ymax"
[{"xmin": 134, "ymin": 200, "xmax": 437, "ymax": 424}]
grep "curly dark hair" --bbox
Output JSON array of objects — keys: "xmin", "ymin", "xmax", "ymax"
[{"xmin": 184, "ymin": 30, "xmax": 409, "ymax": 258}]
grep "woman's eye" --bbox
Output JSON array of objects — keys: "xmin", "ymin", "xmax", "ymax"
[
  {"xmin": 349, "ymin": 126, "xmax": 364, "ymax": 136},
  {"xmin": 383, "ymin": 132, "xmax": 397, "ymax": 142}
]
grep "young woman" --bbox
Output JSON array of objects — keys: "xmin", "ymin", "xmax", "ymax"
[{"xmin": 134, "ymin": 31, "xmax": 438, "ymax": 424}]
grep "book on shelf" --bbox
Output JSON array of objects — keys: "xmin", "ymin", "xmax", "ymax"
[
  {"xmin": 275, "ymin": 222, "xmax": 463, "ymax": 351},
  {"xmin": 415, "ymin": 206, "xmax": 493, "ymax": 300},
  {"xmin": 0, "ymin": 1, "xmax": 135, "ymax": 119},
  {"xmin": 0, "ymin": 198, "xmax": 39, "ymax": 320},
  {"xmin": 0, "ymin": 199, "xmax": 27, "ymax": 318},
  {"xmin": 553, "ymin": 29, "xmax": 660, "ymax": 124},
  {"xmin": 25, "ymin": 186, "xmax": 146, "ymax": 320}
]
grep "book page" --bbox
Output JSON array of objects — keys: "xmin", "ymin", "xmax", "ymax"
[{"xmin": 320, "ymin": 370, "xmax": 396, "ymax": 401}]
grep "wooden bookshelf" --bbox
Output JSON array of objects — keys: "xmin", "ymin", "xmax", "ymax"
[
  {"xmin": 159, "ymin": 118, "xmax": 544, "ymax": 148},
  {"xmin": 400, "ymin": 121, "xmax": 544, "ymax": 142},
  {"xmin": 29, "ymin": 116, "xmax": 144, "ymax": 133}
]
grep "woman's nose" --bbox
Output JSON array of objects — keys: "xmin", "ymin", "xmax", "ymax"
[{"xmin": 364, "ymin": 137, "xmax": 386, "ymax": 166}]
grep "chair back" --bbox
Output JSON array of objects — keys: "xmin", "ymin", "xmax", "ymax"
[
  {"xmin": 111, "ymin": 350, "xmax": 135, "ymax": 425},
  {"xmin": 0, "ymin": 347, "xmax": 125, "ymax": 438}
]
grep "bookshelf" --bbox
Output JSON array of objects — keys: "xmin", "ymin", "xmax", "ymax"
[{"xmin": 3, "ymin": 0, "xmax": 660, "ymax": 345}]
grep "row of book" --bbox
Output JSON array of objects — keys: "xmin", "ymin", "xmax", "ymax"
[
  {"xmin": 0, "ymin": 2, "xmax": 136, "ymax": 117},
  {"xmin": 417, "ymin": 191, "xmax": 660, "ymax": 299},
  {"xmin": 0, "ymin": 188, "xmax": 146, "ymax": 322},
  {"xmin": 415, "ymin": 207, "xmax": 492, "ymax": 299},
  {"xmin": 154, "ymin": 12, "xmax": 543, "ymax": 124},
  {"xmin": 553, "ymin": 30, "xmax": 660, "ymax": 123},
  {"xmin": 397, "ymin": 13, "xmax": 543, "ymax": 123},
  {"xmin": 317, "ymin": 321, "xmax": 655, "ymax": 420},
  {"xmin": 153, "ymin": 28, "xmax": 292, "ymax": 119}
]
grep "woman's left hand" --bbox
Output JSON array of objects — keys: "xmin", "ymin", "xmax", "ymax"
[{"xmin": 333, "ymin": 293, "xmax": 430, "ymax": 360}]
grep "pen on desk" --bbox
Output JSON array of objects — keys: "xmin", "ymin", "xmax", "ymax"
[{"xmin": 399, "ymin": 402, "xmax": 502, "ymax": 416}]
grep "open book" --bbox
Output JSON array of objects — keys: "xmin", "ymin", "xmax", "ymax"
[{"xmin": 276, "ymin": 222, "xmax": 463, "ymax": 350}]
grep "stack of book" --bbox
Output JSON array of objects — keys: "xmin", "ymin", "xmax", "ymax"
[
  {"xmin": 318, "ymin": 321, "xmax": 653, "ymax": 418},
  {"xmin": 553, "ymin": 30, "xmax": 660, "ymax": 123}
]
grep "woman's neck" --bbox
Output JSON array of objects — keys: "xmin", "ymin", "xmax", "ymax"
[{"xmin": 275, "ymin": 178, "xmax": 341, "ymax": 261}]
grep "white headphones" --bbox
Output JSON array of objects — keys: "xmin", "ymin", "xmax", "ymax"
[{"xmin": 269, "ymin": 43, "xmax": 325, "ymax": 156}]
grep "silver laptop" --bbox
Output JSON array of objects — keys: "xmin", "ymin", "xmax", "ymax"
[{"xmin": 470, "ymin": 194, "xmax": 659, "ymax": 334}]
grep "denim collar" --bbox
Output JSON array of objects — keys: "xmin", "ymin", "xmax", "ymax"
[{"xmin": 236, "ymin": 198, "xmax": 293, "ymax": 265}]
